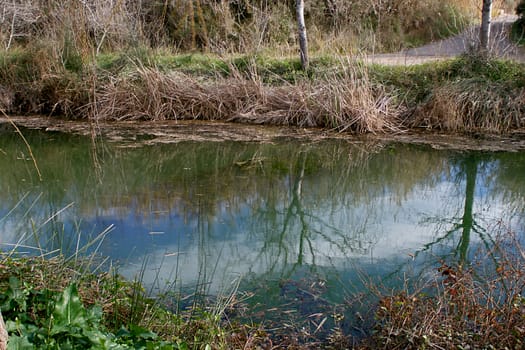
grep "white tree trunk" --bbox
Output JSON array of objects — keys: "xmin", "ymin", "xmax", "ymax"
[
  {"xmin": 296, "ymin": 0, "xmax": 309, "ymax": 70},
  {"xmin": 480, "ymin": 0, "xmax": 493, "ymax": 51}
]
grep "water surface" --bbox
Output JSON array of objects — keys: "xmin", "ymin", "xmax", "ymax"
[{"xmin": 1, "ymin": 127, "xmax": 524, "ymax": 333}]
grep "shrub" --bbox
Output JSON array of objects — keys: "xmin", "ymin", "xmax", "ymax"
[{"xmin": 513, "ymin": 0, "xmax": 525, "ymax": 43}]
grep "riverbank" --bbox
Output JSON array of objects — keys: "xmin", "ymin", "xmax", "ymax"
[
  {"xmin": 1, "ymin": 221, "xmax": 523, "ymax": 349},
  {"xmin": 3, "ymin": 116, "xmax": 525, "ymax": 152},
  {"xmin": 1, "ymin": 49, "xmax": 524, "ymax": 135}
]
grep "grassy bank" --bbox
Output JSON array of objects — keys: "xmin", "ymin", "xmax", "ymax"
[
  {"xmin": 0, "ymin": 252, "xmax": 259, "ymax": 349},
  {"xmin": 0, "ymin": 1, "xmax": 523, "ymax": 134},
  {"xmin": 1, "ymin": 224, "xmax": 523, "ymax": 349},
  {"xmin": 1, "ymin": 47, "xmax": 524, "ymax": 134}
]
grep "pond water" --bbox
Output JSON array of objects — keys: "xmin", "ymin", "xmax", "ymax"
[{"xmin": 1, "ymin": 126, "xmax": 524, "ymax": 335}]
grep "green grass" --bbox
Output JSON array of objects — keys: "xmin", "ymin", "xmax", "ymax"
[
  {"xmin": 93, "ymin": 50, "xmax": 335, "ymax": 83},
  {"xmin": 368, "ymin": 54, "xmax": 525, "ymax": 104},
  {"xmin": 0, "ymin": 254, "xmax": 240, "ymax": 349}
]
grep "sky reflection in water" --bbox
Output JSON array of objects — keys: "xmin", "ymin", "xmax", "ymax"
[{"xmin": 0, "ymin": 129, "xmax": 524, "ymax": 311}]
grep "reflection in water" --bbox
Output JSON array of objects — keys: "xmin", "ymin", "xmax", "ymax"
[
  {"xmin": 458, "ymin": 156, "xmax": 476, "ymax": 263},
  {"xmin": 0, "ymin": 128, "xmax": 524, "ymax": 321}
]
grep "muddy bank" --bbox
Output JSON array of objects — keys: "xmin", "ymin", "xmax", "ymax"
[{"xmin": 2, "ymin": 116, "xmax": 525, "ymax": 152}]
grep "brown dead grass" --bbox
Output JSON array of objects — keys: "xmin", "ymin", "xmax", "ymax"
[
  {"xmin": 363, "ymin": 225, "xmax": 525, "ymax": 349},
  {"xmin": 90, "ymin": 64, "xmax": 401, "ymax": 134},
  {"xmin": 410, "ymin": 79, "xmax": 525, "ymax": 132}
]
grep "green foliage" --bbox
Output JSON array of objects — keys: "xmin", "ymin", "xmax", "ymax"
[
  {"xmin": 448, "ymin": 54, "xmax": 525, "ymax": 84},
  {"xmin": 368, "ymin": 55, "xmax": 525, "ymax": 104},
  {"xmin": 0, "ymin": 256, "xmax": 241, "ymax": 349},
  {"xmin": 0, "ymin": 278, "xmax": 177, "ymax": 349}
]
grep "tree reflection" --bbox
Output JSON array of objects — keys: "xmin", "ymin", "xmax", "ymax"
[
  {"xmin": 414, "ymin": 151, "xmax": 525, "ymax": 269},
  {"xmin": 457, "ymin": 156, "xmax": 476, "ymax": 263},
  {"xmin": 1, "ymin": 128, "xmax": 524, "ymax": 304}
]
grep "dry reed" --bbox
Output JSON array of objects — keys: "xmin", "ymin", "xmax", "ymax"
[
  {"xmin": 410, "ymin": 79, "xmax": 525, "ymax": 132},
  {"xmin": 90, "ymin": 63, "xmax": 401, "ymax": 134}
]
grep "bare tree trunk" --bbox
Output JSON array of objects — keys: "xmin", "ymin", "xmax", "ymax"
[
  {"xmin": 480, "ymin": 0, "xmax": 493, "ymax": 51},
  {"xmin": 296, "ymin": 0, "xmax": 309, "ymax": 70}
]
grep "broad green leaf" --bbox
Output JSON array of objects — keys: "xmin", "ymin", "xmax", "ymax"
[
  {"xmin": 51, "ymin": 284, "xmax": 88, "ymax": 334},
  {"xmin": 84, "ymin": 329, "xmax": 124, "ymax": 350},
  {"xmin": 2, "ymin": 277, "xmax": 28, "ymax": 313},
  {"xmin": 128, "ymin": 324, "xmax": 157, "ymax": 340},
  {"xmin": 7, "ymin": 334, "xmax": 34, "ymax": 350}
]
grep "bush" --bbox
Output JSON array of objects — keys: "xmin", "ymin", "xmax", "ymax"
[
  {"xmin": 0, "ymin": 0, "xmax": 477, "ymax": 55},
  {"xmin": 513, "ymin": 0, "xmax": 525, "ymax": 43}
]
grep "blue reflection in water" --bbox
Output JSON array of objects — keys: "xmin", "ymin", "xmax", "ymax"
[{"xmin": 0, "ymin": 129, "xmax": 524, "ymax": 333}]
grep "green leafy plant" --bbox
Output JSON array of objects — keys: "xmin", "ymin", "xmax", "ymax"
[{"xmin": 1, "ymin": 279, "xmax": 178, "ymax": 349}]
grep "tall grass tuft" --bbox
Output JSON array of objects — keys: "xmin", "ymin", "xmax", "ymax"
[
  {"xmin": 90, "ymin": 60, "xmax": 402, "ymax": 133},
  {"xmin": 411, "ymin": 79, "xmax": 525, "ymax": 132},
  {"xmin": 0, "ymin": 45, "xmax": 89, "ymax": 116}
]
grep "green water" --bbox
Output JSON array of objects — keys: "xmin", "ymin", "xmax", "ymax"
[{"xmin": 0, "ymin": 126, "xmax": 524, "ymax": 334}]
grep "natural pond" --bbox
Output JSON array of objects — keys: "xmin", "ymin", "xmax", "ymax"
[{"xmin": 1, "ymin": 122, "xmax": 524, "ymax": 337}]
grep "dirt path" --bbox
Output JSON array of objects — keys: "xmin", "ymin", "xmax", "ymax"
[{"xmin": 367, "ymin": 15, "xmax": 525, "ymax": 65}]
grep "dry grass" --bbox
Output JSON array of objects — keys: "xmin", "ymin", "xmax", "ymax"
[
  {"xmin": 364, "ymin": 225, "xmax": 525, "ymax": 349},
  {"xmin": 410, "ymin": 79, "xmax": 525, "ymax": 132},
  {"xmin": 2, "ymin": 48, "xmax": 524, "ymax": 134},
  {"xmin": 307, "ymin": 0, "xmax": 479, "ymax": 53},
  {"xmin": 0, "ymin": 0, "xmax": 483, "ymax": 56},
  {"xmin": 90, "ymin": 61, "xmax": 401, "ymax": 134}
]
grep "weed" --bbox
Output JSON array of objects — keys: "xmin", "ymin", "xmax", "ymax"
[
  {"xmin": 0, "ymin": 0, "xmax": 478, "ymax": 56},
  {"xmin": 363, "ymin": 225, "xmax": 525, "ymax": 349},
  {"xmin": 0, "ymin": 253, "xmax": 244, "ymax": 349}
]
